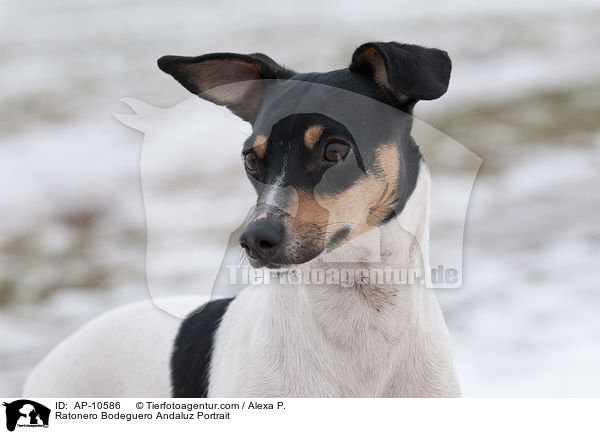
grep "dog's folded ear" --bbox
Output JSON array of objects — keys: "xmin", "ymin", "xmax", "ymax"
[
  {"xmin": 158, "ymin": 53, "xmax": 293, "ymax": 122},
  {"xmin": 350, "ymin": 42, "xmax": 451, "ymax": 107}
]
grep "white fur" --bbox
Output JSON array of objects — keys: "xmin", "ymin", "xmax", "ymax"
[
  {"xmin": 261, "ymin": 152, "xmax": 289, "ymax": 209},
  {"xmin": 23, "ymin": 162, "xmax": 459, "ymax": 398}
]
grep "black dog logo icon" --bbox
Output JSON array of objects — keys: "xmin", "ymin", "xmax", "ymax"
[{"xmin": 3, "ymin": 400, "xmax": 50, "ymax": 432}]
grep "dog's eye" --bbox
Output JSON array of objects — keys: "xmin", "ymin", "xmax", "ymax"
[
  {"xmin": 244, "ymin": 152, "xmax": 259, "ymax": 172},
  {"xmin": 323, "ymin": 142, "xmax": 350, "ymax": 163}
]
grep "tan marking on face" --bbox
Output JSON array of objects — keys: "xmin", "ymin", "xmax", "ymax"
[
  {"xmin": 282, "ymin": 189, "xmax": 329, "ymax": 255},
  {"xmin": 294, "ymin": 189, "xmax": 329, "ymax": 227},
  {"xmin": 375, "ymin": 143, "xmax": 400, "ymax": 185},
  {"xmin": 368, "ymin": 143, "xmax": 401, "ymax": 226},
  {"xmin": 304, "ymin": 125, "xmax": 325, "ymax": 150},
  {"xmin": 314, "ymin": 143, "xmax": 400, "ymax": 240},
  {"xmin": 316, "ymin": 177, "xmax": 383, "ymax": 239},
  {"xmin": 253, "ymin": 134, "xmax": 268, "ymax": 158}
]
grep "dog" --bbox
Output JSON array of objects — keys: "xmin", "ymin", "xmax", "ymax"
[{"xmin": 23, "ymin": 42, "xmax": 460, "ymax": 397}]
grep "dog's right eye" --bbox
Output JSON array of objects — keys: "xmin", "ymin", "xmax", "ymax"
[
  {"xmin": 244, "ymin": 152, "xmax": 259, "ymax": 172},
  {"xmin": 323, "ymin": 141, "xmax": 350, "ymax": 163}
]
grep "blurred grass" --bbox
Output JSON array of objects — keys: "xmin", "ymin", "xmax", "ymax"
[
  {"xmin": 0, "ymin": 206, "xmax": 145, "ymax": 306},
  {"xmin": 427, "ymin": 80, "xmax": 600, "ymax": 173}
]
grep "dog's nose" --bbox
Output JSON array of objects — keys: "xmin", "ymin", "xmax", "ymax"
[{"xmin": 239, "ymin": 219, "xmax": 284, "ymax": 261}]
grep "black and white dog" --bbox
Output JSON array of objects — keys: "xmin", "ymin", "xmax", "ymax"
[{"xmin": 24, "ymin": 42, "xmax": 460, "ymax": 397}]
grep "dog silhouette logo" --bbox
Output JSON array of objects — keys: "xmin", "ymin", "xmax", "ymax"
[{"xmin": 3, "ymin": 400, "xmax": 50, "ymax": 432}]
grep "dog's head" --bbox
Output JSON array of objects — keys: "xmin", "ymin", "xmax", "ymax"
[{"xmin": 158, "ymin": 42, "xmax": 451, "ymax": 268}]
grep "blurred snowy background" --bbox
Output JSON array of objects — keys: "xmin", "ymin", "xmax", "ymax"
[{"xmin": 1, "ymin": 0, "xmax": 599, "ymax": 396}]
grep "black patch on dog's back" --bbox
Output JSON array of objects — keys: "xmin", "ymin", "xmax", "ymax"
[{"xmin": 171, "ymin": 297, "xmax": 234, "ymax": 397}]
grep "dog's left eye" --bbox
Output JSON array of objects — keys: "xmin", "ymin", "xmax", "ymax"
[{"xmin": 323, "ymin": 142, "xmax": 350, "ymax": 163}]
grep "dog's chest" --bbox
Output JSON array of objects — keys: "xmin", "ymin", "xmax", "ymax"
[{"xmin": 207, "ymin": 284, "xmax": 447, "ymax": 397}]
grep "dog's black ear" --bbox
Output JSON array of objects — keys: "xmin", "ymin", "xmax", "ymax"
[
  {"xmin": 350, "ymin": 42, "xmax": 451, "ymax": 107},
  {"xmin": 158, "ymin": 53, "xmax": 293, "ymax": 122}
]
